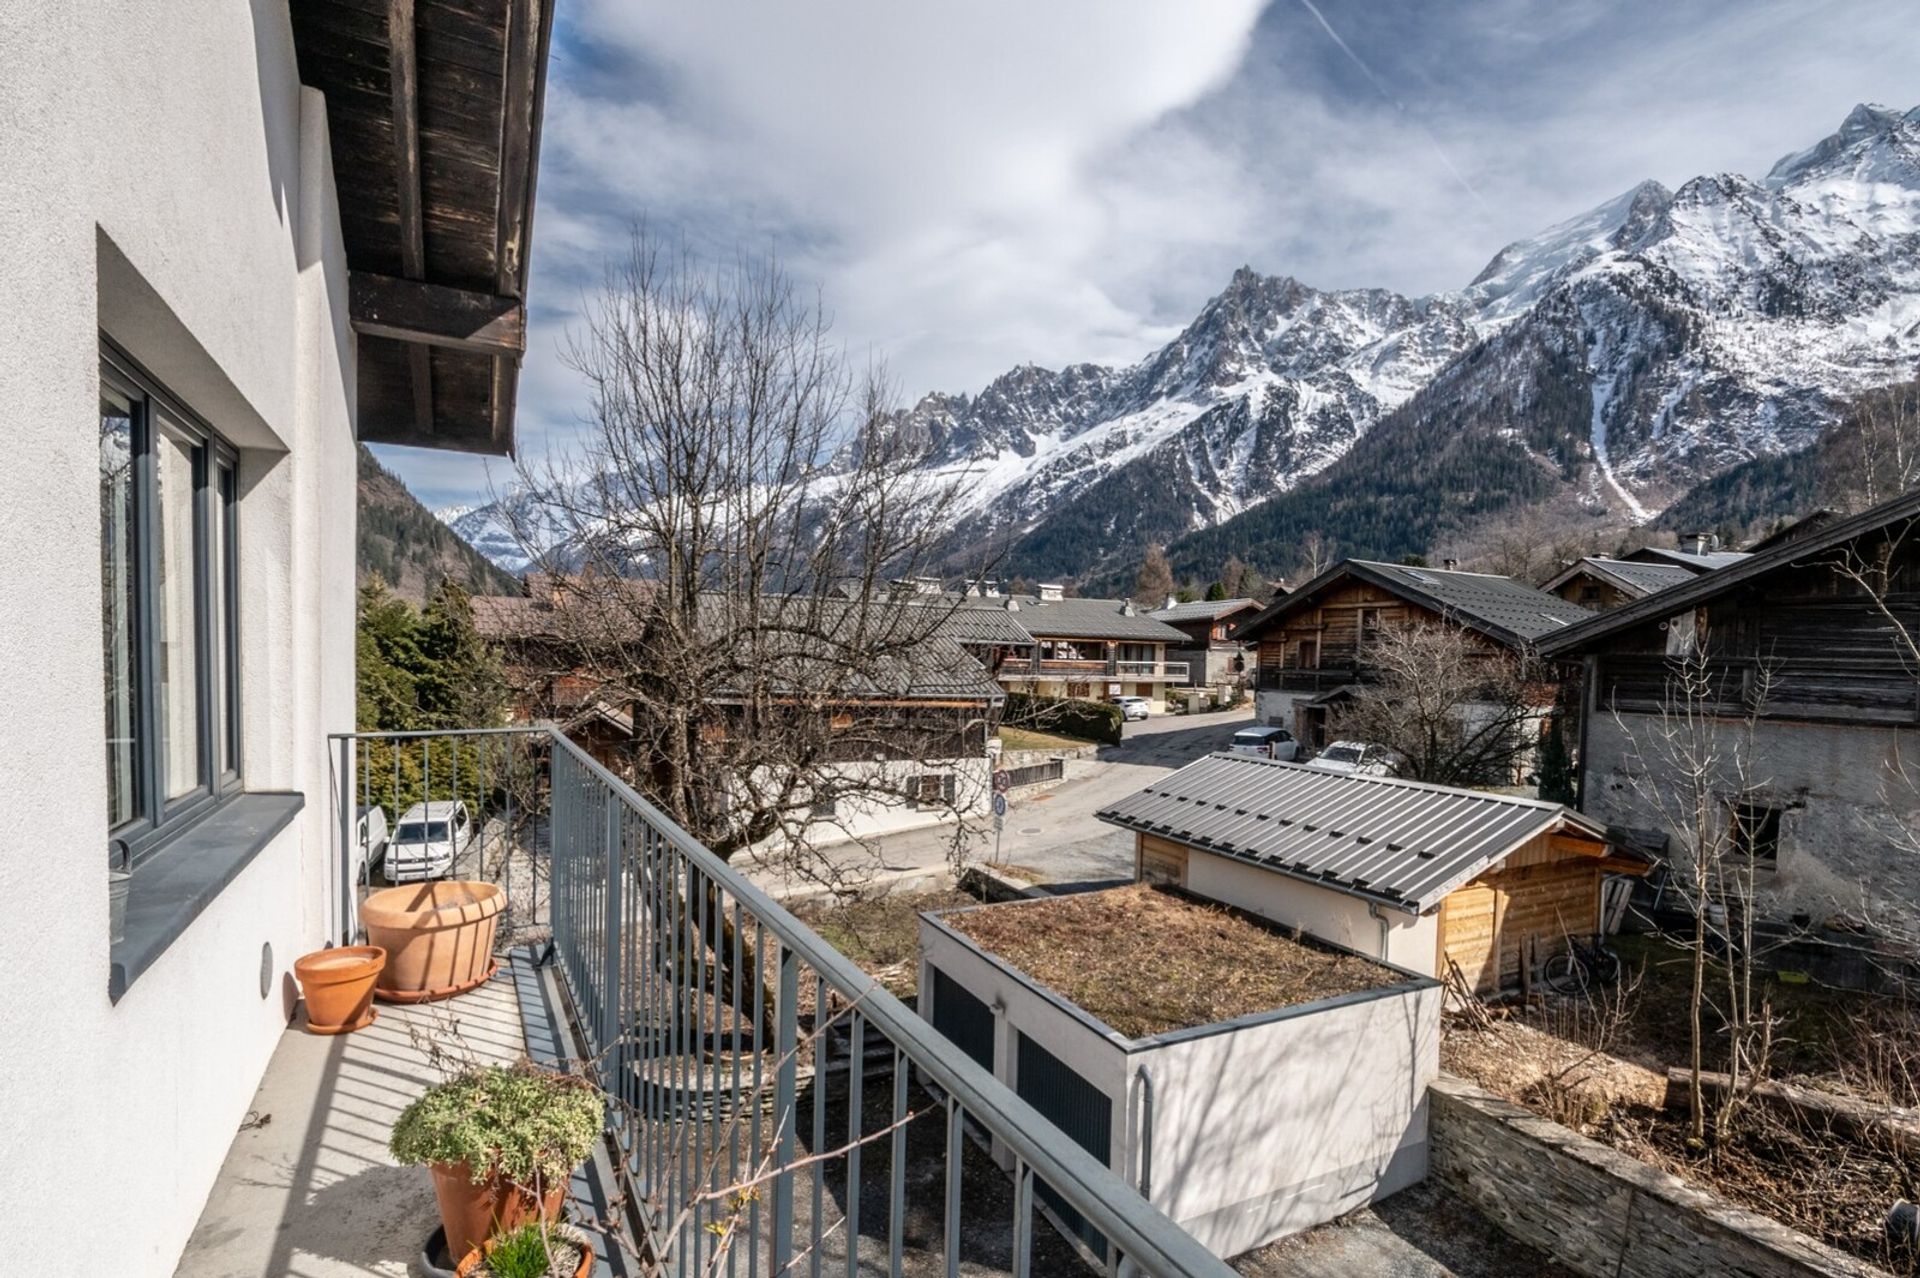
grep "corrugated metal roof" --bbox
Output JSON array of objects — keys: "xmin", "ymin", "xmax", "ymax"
[{"xmin": 1096, "ymin": 753, "xmax": 1606, "ymax": 914}]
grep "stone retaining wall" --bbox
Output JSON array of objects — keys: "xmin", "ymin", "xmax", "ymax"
[{"xmin": 1427, "ymin": 1074, "xmax": 1886, "ymax": 1278}]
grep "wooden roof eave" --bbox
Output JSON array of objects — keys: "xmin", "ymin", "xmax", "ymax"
[{"xmin": 291, "ymin": 0, "xmax": 557, "ymax": 459}]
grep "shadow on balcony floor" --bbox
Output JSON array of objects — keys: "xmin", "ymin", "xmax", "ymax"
[{"xmin": 177, "ymin": 957, "xmax": 592, "ymax": 1277}]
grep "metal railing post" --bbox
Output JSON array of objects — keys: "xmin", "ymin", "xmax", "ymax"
[
  {"xmin": 602, "ymin": 794, "xmax": 624, "ymax": 1074},
  {"xmin": 771, "ymin": 941, "xmax": 799, "ymax": 1272},
  {"xmin": 337, "ymin": 735, "xmax": 355, "ymax": 945}
]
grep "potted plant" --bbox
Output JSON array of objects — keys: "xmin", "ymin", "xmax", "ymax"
[
  {"xmin": 391, "ymin": 1063, "xmax": 603, "ymax": 1263},
  {"xmin": 454, "ymin": 1219, "xmax": 594, "ymax": 1278},
  {"xmin": 292, "ymin": 945, "xmax": 387, "ymax": 1035}
]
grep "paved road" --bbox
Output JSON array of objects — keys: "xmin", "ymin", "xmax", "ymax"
[{"xmin": 754, "ymin": 706, "xmax": 1254, "ymax": 898}]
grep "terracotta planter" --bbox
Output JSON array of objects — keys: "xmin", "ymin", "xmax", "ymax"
[
  {"xmin": 293, "ymin": 945, "xmax": 386, "ymax": 1035},
  {"xmin": 363, "ymin": 881, "xmax": 506, "ymax": 1003},
  {"xmin": 430, "ymin": 1161, "xmax": 565, "ymax": 1266},
  {"xmin": 452, "ymin": 1224, "xmax": 594, "ymax": 1278}
]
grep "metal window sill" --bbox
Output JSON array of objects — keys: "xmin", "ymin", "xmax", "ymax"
[{"xmin": 110, "ymin": 791, "xmax": 305, "ymax": 1002}]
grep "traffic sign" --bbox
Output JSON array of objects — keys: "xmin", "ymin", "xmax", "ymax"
[
  {"xmin": 992, "ymin": 769, "xmax": 1011, "ymax": 794},
  {"xmin": 991, "ymin": 793, "xmax": 1008, "ymax": 817}
]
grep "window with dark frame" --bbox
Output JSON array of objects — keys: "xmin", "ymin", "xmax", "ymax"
[
  {"xmin": 100, "ymin": 343, "xmax": 242, "ymax": 865},
  {"xmin": 1729, "ymin": 800, "xmax": 1782, "ymax": 868}
]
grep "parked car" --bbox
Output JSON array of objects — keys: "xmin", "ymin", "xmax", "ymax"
[
  {"xmin": 355, "ymin": 805, "xmax": 391, "ymax": 876},
  {"xmin": 1304, "ymin": 740, "xmax": 1400, "ymax": 777},
  {"xmin": 385, "ymin": 800, "xmax": 473, "ymax": 882},
  {"xmin": 1230, "ymin": 725, "xmax": 1300, "ymax": 761},
  {"xmin": 1116, "ymin": 695, "xmax": 1152, "ymax": 721}
]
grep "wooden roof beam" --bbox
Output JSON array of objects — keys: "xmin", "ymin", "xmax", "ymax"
[
  {"xmin": 489, "ymin": 0, "xmax": 553, "ymax": 457},
  {"xmin": 387, "ymin": 0, "xmax": 432, "ymax": 436},
  {"xmin": 350, "ymin": 272, "xmax": 527, "ymax": 356}
]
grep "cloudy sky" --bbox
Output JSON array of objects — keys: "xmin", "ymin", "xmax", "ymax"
[{"xmin": 381, "ymin": 0, "xmax": 1920, "ymax": 509}]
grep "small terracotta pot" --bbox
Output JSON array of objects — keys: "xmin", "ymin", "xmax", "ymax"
[
  {"xmin": 363, "ymin": 881, "xmax": 507, "ymax": 1003},
  {"xmin": 430, "ymin": 1161, "xmax": 565, "ymax": 1265},
  {"xmin": 293, "ymin": 946, "xmax": 386, "ymax": 1034},
  {"xmin": 452, "ymin": 1225, "xmax": 595, "ymax": 1278}
]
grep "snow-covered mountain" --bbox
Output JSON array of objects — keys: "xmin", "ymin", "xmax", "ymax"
[{"xmin": 445, "ymin": 104, "xmax": 1920, "ymax": 580}]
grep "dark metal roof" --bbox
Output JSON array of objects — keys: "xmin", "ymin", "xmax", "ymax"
[
  {"xmin": 950, "ymin": 595, "xmax": 1189, "ymax": 643},
  {"xmin": 931, "ymin": 606, "xmax": 1036, "ymax": 646},
  {"xmin": 1237, "ymin": 560, "xmax": 1594, "ymax": 650},
  {"xmin": 1149, "ymin": 598, "xmax": 1260, "ymax": 624},
  {"xmin": 1097, "ymin": 753, "xmax": 1609, "ymax": 914},
  {"xmin": 1621, "ymin": 546, "xmax": 1751, "ymax": 572},
  {"xmin": 1541, "ymin": 557, "xmax": 1697, "ymax": 599},
  {"xmin": 1538, "ymin": 487, "xmax": 1920, "ymax": 657}
]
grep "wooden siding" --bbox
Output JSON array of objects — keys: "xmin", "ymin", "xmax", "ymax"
[
  {"xmin": 1255, "ymin": 579, "xmax": 1509, "ymax": 680},
  {"xmin": 1138, "ymin": 833, "xmax": 1189, "ymax": 887},
  {"xmin": 1588, "ymin": 543, "xmax": 1920, "ymax": 727},
  {"xmin": 1438, "ymin": 830, "xmax": 1609, "ymax": 993}
]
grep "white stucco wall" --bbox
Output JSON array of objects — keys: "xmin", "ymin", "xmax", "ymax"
[
  {"xmin": 1138, "ymin": 983, "xmax": 1438, "ymax": 1255},
  {"xmin": 1184, "ymin": 850, "xmax": 1439, "ymax": 974},
  {"xmin": 1583, "ymin": 713, "xmax": 1920, "ymax": 935},
  {"xmin": 0, "ymin": 5, "xmax": 356, "ymax": 1272},
  {"xmin": 918, "ymin": 911, "xmax": 1439, "ymax": 1260}
]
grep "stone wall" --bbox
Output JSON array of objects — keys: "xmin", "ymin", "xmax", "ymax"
[{"xmin": 1427, "ymin": 1075, "xmax": 1885, "ymax": 1278}]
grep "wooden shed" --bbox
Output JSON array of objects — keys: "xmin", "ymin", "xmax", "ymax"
[{"xmin": 1098, "ymin": 753, "xmax": 1650, "ymax": 993}]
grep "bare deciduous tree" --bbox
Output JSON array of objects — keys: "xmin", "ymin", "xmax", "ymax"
[
  {"xmin": 1819, "ymin": 380, "xmax": 1920, "ymax": 514},
  {"xmin": 1610, "ymin": 645, "xmax": 1781, "ymax": 1147},
  {"xmin": 511, "ymin": 234, "xmax": 992, "ymax": 879},
  {"xmin": 1330, "ymin": 620, "xmax": 1542, "ymax": 786}
]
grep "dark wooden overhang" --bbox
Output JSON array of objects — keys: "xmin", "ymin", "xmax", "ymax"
[{"xmin": 290, "ymin": 0, "xmax": 557, "ymax": 457}]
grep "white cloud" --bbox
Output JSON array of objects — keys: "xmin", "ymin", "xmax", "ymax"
[{"xmin": 377, "ymin": 0, "xmax": 1920, "ymax": 508}]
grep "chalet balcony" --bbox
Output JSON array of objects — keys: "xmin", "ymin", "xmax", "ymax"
[
  {"xmin": 1114, "ymin": 659, "xmax": 1189, "ymax": 682},
  {"xmin": 999, "ymin": 658, "xmax": 1190, "ymax": 682},
  {"xmin": 1256, "ymin": 666, "xmax": 1361, "ymax": 693},
  {"xmin": 181, "ymin": 726, "xmax": 1232, "ymax": 1277},
  {"xmin": 1000, "ymin": 657, "xmax": 1113, "ymax": 679}
]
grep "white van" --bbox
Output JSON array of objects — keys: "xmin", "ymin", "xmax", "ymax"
[
  {"xmin": 386, "ymin": 800, "xmax": 473, "ymax": 882},
  {"xmin": 355, "ymin": 805, "xmax": 391, "ymax": 875}
]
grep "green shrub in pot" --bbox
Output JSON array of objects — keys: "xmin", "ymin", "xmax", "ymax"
[{"xmin": 391, "ymin": 1062, "xmax": 604, "ymax": 1260}]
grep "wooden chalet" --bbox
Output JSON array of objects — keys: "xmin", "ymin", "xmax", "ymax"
[
  {"xmin": 1235, "ymin": 560, "xmax": 1592, "ymax": 748},
  {"xmin": 1539, "ymin": 489, "xmax": 1920, "ymax": 930}
]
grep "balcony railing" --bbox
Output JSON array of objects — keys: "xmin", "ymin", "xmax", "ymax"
[
  {"xmin": 331, "ymin": 725, "xmax": 1234, "ymax": 1277},
  {"xmin": 1113, "ymin": 660, "xmax": 1188, "ymax": 682},
  {"xmin": 1256, "ymin": 666, "xmax": 1360, "ymax": 693},
  {"xmin": 999, "ymin": 657, "xmax": 1110, "ymax": 679}
]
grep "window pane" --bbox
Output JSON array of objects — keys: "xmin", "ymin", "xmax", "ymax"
[
  {"xmin": 214, "ymin": 465, "xmax": 235, "ymax": 778},
  {"xmin": 100, "ymin": 387, "xmax": 139, "ymax": 827},
  {"xmin": 156, "ymin": 421, "xmax": 201, "ymax": 800}
]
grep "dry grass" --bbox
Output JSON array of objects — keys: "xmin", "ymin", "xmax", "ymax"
[
  {"xmin": 791, "ymin": 887, "xmax": 977, "ymax": 999},
  {"xmin": 942, "ymin": 884, "xmax": 1397, "ymax": 1038},
  {"xmin": 997, "ymin": 725, "xmax": 1095, "ymax": 752}
]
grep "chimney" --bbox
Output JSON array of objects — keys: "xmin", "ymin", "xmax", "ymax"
[
  {"xmin": 1679, "ymin": 532, "xmax": 1714, "ymax": 556},
  {"xmin": 1038, "ymin": 583, "xmax": 1064, "ymax": 603},
  {"xmin": 1121, "ymin": 600, "xmax": 1136, "ymax": 617},
  {"xmin": 1163, "ymin": 593, "xmax": 1178, "ymax": 611},
  {"xmin": 983, "ymin": 578, "xmax": 1001, "ymax": 598},
  {"xmin": 1442, "ymin": 558, "xmax": 1459, "ymax": 572}
]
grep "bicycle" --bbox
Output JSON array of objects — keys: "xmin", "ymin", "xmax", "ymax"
[{"xmin": 1542, "ymin": 933, "xmax": 1623, "ymax": 995}]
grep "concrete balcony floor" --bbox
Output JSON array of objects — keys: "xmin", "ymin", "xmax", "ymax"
[{"xmin": 177, "ymin": 954, "xmax": 621, "ymax": 1277}]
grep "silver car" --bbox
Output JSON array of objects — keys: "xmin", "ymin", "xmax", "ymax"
[{"xmin": 385, "ymin": 800, "xmax": 473, "ymax": 882}]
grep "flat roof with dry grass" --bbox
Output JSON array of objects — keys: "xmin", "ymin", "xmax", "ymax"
[{"xmin": 937, "ymin": 883, "xmax": 1402, "ymax": 1039}]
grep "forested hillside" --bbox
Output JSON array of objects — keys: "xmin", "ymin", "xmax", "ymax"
[{"xmin": 357, "ymin": 445, "xmax": 518, "ymax": 604}]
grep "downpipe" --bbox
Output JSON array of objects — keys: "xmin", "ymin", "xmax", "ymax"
[{"xmin": 1368, "ymin": 902, "xmax": 1392, "ymax": 962}]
